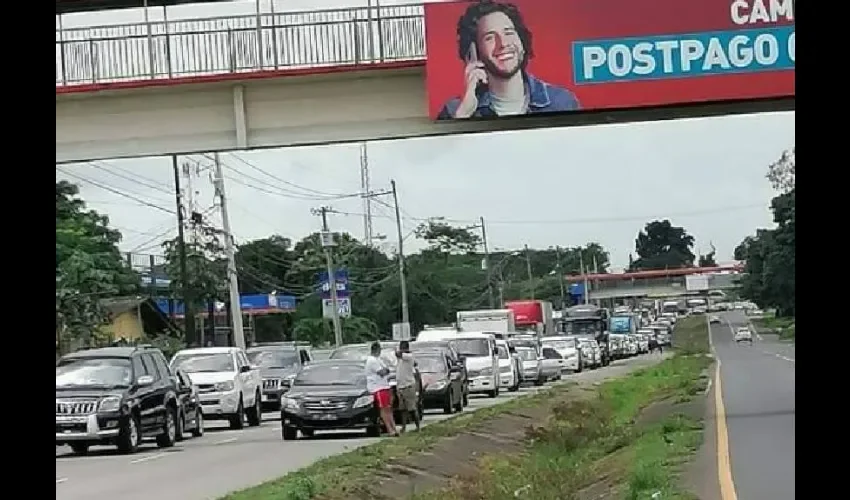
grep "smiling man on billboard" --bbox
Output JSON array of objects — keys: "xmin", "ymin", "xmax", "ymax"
[{"xmin": 437, "ymin": 0, "xmax": 581, "ymax": 120}]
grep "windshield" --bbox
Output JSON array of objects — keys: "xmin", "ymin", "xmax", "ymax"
[
  {"xmin": 416, "ymin": 356, "xmax": 448, "ymax": 373},
  {"xmin": 247, "ymin": 349, "xmax": 299, "ymax": 369},
  {"xmin": 294, "ymin": 364, "xmax": 364, "ymax": 386},
  {"xmin": 496, "ymin": 346, "xmax": 509, "ymax": 359},
  {"xmin": 56, "ymin": 358, "xmax": 132, "ymax": 388},
  {"xmin": 171, "ymin": 353, "xmax": 235, "ymax": 373},
  {"xmin": 452, "ymin": 339, "xmax": 491, "ymax": 357},
  {"xmin": 564, "ymin": 320, "xmax": 601, "ymax": 336},
  {"xmin": 516, "ymin": 348, "xmax": 537, "ymax": 361},
  {"xmin": 543, "ymin": 338, "xmax": 576, "ymax": 351}
]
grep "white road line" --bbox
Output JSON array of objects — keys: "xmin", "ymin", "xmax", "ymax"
[
  {"xmin": 214, "ymin": 437, "xmax": 238, "ymax": 445},
  {"xmin": 130, "ymin": 452, "xmax": 169, "ymax": 464},
  {"xmin": 56, "ymin": 478, "xmax": 68, "ymax": 485}
]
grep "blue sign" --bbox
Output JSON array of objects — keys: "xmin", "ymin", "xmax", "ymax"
[
  {"xmin": 569, "ymin": 283, "xmax": 586, "ymax": 295},
  {"xmin": 155, "ymin": 294, "xmax": 297, "ymax": 317},
  {"xmin": 609, "ymin": 316, "xmax": 632, "ymax": 333},
  {"xmin": 317, "ymin": 270, "xmax": 349, "ymax": 299}
]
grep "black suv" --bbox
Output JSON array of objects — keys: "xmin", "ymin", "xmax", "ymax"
[{"xmin": 56, "ymin": 345, "xmax": 181, "ymax": 455}]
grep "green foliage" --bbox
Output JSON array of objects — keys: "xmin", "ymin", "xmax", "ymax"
[
  {"xmin": 631, "ymin": 219, "xmax": 696, "ymax": 270},
  {"xmin": 736, "ymin": 148, "xmax": 795, "ymax": 319},
  {"xmin": 56, "ymin": 181, "xmax": 138, "ymax": 348}
]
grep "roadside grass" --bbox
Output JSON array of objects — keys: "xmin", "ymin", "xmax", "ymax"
[
  {"xmin": 414, "ymin": 318, "xmax": 711, "ymax": 500},
  {"xmin": 751, "ymin": 315, "xmax": 796, "ymax": 341},
  {"xmin": 219, "ymin": 382, "xmax": 577, "ymax": 500}
]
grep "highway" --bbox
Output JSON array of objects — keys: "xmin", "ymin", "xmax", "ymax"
[
  {"xmin": 56, "ymin": 354, "xmax": 663, "ymax": 500},
  {"xmin": 711, "ymin": 311, "xmax": 795, "ymax": 500}
]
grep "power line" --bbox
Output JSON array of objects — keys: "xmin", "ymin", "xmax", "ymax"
[
  {"xmin": 227, "ymin": 152, "xmax": 353, "ymax": 198},
  {"xmin": 57, "ymin": 167, "xmax": 175, "ymax": 215}
]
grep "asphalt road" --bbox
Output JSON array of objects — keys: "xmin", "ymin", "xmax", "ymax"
[
  {"xmin": 711, "ymin": 311, "xmax": 795, "ymax": 500},
  {"xmin": 56, "ymin": 354, "xmax": 664, "ymax": 500}
]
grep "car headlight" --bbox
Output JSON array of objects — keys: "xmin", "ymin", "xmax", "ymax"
[
  {"xmin": 282, "ymin": 374, "xmax": 296, "ymax": 386},
  {"xmin": 99, "ymin": 396, "xmax": 122, "ymax": 412},
  {"xmin": 480, "ymin": 367, "xmax": 493, "ymax": 376},
  {"xmin": 214, "ymin": 381, "xmax": 235, "ymax": 392},
  {"xmin": 352, "ymin": 394, "xmax": 373, "ymax": 408},
  {"xmin": 281, "ymin": 397, "xmax": 300, "ymax": 410},
  {"xmin": 428, "ymin": 380, "xmax": 448, "ymax": 391}
]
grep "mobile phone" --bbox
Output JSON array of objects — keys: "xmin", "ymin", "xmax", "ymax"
[{"xmin": 466, "ymin": 42, "xmax": 478, "ymax": 64}]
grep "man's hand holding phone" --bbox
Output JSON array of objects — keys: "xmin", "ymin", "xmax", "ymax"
[{"xmin": 454, "ymin": 43, "xmax": 487, "ymax": 119}]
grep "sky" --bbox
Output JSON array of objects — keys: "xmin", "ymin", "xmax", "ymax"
[{"xmin": 55, "ymin": 1, "xmax": 795, "ymax": 270}]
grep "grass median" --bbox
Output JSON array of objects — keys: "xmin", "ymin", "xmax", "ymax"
[
  {"xmin": 751, "ymin": 315, "xmax": 796, "ymax": 341},
  {"xmin": 221, "ymin": 319, "xmax": 711, "ymax": 500}
]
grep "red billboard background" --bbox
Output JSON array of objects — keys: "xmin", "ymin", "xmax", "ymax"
[{"xmin": 424, "ymin": 0, "xmax": 795, "ymax": 120}]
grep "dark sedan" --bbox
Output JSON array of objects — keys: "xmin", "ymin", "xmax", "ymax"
[
  {"xmin": 410, "ymin": 340, "xmax": 469, "ymax": 406},
  {"xmin": 417, "ymin": 353, "xmax": 464, "ymax": 414},
  {"xmin": 279, "ymin": 360, "xmax": 381, "ymax": 440}
]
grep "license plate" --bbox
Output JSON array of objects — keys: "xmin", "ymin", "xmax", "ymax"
[
  {"xmin": 311, "ymin": 413, "xmax": 336, "ymax": 420},
  {"xmin": 261, "ymin": 395, "xmax": 269, "ymax": 402},
  {"xmin": 56, "ymin": 416, "xmax": 86, "ymax": 424}
]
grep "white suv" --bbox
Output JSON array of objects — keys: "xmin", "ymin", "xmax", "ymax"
[
  {"xmin": 734, "ymin": 327, "xmax": 753, "ymax": 344},
  {"xmin": 170, "ymin": 347, "xmax": 263, "ymax": 429}
]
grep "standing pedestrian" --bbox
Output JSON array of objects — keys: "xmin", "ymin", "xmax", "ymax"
[
  {"xmin": 395, "ymin": 340, "xmax": 421, "ymax": 433},
  {"xmin": 365, "ymin": 342, "xmax": 398, "ymax": 436}
]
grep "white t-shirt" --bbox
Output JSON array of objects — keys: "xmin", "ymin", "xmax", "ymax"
[
  {"xmin": 396, "ymin": 352, "xmax": 416, "ymax": 389},
  {"xmin": 365, "ymin": 355, "xmax": 391, "ymax": 394}
]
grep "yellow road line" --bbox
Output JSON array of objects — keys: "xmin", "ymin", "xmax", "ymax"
[{"xmin": 714, "ymin": 359, "xmax": 738, "ymax": 500}]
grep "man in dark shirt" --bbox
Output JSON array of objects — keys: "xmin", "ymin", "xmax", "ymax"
[{"xmin": 438, "ymin": 0, "xmax": 581, "ymax": 120}]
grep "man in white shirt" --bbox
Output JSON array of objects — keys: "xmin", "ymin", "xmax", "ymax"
[
  {"xmin": 395, "ymin": 340, "xmax": 420, "ymax": 433},
  {"xmin": 365, "ymin": 342, "xmax": 398, "ymax": 437}
]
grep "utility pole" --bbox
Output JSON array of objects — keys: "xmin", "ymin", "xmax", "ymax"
[
  {"xmin": 524, "ymin": 244, "xmax": 535, "ymax": 299},
  {"xmin": 172, "ymin": 155, "xmax": 196, "ymax": 346},
  {"xmin": 213, "ymin": 153, "xmax": 246, "ymax": 350},
  {"xmin": 390, "ymin": 180, "xmax": 410, "ymax": 327},
  {"xmin": 579, "ymin": 251, "xmax": 589, "ymax": 305},
  {"xmin": 359, "ymin": 143, "xmax": 375, "ymax": 246},
  {"xmin": 317, "ymin": 207, "xmax": 344, "ymax": 347},
  {"xmin": 555, "ymin": 245, "xmax": 566, "ymax": 309},
  {"xmin": 479, "ymin": 217, "xmax": 494, "ymax": 308}
]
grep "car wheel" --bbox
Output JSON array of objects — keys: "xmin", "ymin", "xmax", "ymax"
[
  {"xmin": 443, "ymin": 391, "xmax": 454, "ymax": 414},
  {"xmin": 229, "ymin": 399, "xmax": 245, "ymax": 430},
  {"xmin": 70, "ymin": 443, "xmax": 89, "ymax": 455},
  {"xmin": 281, "ymin": 426, "xmax": 297, "ymax": 440},
  {"xmin": 487, "ymin": 389, "xmax": 498, "ymax": 398},
  {"xmin": 246, "ymin": 391, "xmax": 262, "ymax": 427},
  {"xmin": 156, "ymin": 407, "xmax": 177, "ymax": 448},
  {"xmin": 175, "ymin": 409, "xmax": 186, "ymax": 442},
  {"xmin": 116, "ymin": 414, "xmax": 141, "ymax": 454},
  {"xmin": 191, "ymin": 409, "xmax": 205, "ymax": 438}
]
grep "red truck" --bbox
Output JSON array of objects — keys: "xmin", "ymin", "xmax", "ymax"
[{"xmin": 505, "ymin": 300, "xmax": 555, "ymax": 336}]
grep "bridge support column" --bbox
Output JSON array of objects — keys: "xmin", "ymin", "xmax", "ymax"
[{"xmin": 232, "ymin": 84, "xmax": 248, "ymax": 149}]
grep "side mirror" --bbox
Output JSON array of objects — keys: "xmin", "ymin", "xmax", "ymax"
[
  {"xmin": 240, "ymin": 365, "xmax": 252, "ymax": 373},
  {"xmin": 136, "ymin": 375, "xmax": 154, "ymax": 387},
  {"xmin": 537, "ymin": 356, "xmax": 545, "ymax": 361},
  {"xmin": 492, "ymin": 348, "xmax": 498, "ymax": 356}
]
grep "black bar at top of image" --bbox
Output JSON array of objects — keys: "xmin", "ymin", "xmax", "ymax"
[{"xmin": 56, "ymin": 0, "xmax": 235, "ymax": 16}]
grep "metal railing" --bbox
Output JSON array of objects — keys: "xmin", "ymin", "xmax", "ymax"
[{"xmin": 56, "ymin": 4, "xmax": 426, "ymax": 87}]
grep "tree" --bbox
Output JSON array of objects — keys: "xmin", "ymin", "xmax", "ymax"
[
  {"xmin": 767, "ymin": 147, "xmax": 795, "ymax": 193},
  {"xmin": 415, "ymin": 221, "xmax": 481, "ymax": 256},
  {"xmin": 630, "ymin": 220, "xmax": 696, "ymax": 270},
  {"xmin": 736, "ymin": 148, "xmax": 795, "ymax": 318},
  {"xmin": 56, "ymin": 181, "xmax": 138, "ymax": 350},
  {"xmin": 162, "ymin": 225, "xmax": 227, "ymax": 344},
  {"xmin": 235, "ymin": 235, "xmax": 293, "ymax": 294}
]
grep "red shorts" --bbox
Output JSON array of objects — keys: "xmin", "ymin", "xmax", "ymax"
[{"xmin": 373, "ymin": 388, "xmax": 392, "ymax": 409}]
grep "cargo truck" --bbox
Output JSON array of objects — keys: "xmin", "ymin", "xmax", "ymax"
[
  {"xmin": 560, "ymin": 304, "xmax": 610, "ymax": 366},
  {"xmin": 505, "ymin": 300, "xmax": 554, "ymax": 337},
  {"xmin": 456, "ymin": 309, "xmax": 516, "ymax": 335}
]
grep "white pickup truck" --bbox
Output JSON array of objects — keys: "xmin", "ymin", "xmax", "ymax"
[{"xmin": 170, "ymin": 347, "xmax": 263, "ymax": 430}]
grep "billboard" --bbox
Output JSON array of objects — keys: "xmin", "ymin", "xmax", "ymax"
[
  {"xmin": 317, "ymin": 270, "xmax": 349, "ymax": 299},
  {"xmin": 424, "ymin": 0, "xmax": 795, "ymax": 120}
]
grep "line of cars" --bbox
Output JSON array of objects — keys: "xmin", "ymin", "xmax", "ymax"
[{"xmin": 56, "ymin": 328, "xmax": 661, "ymax": 455}]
